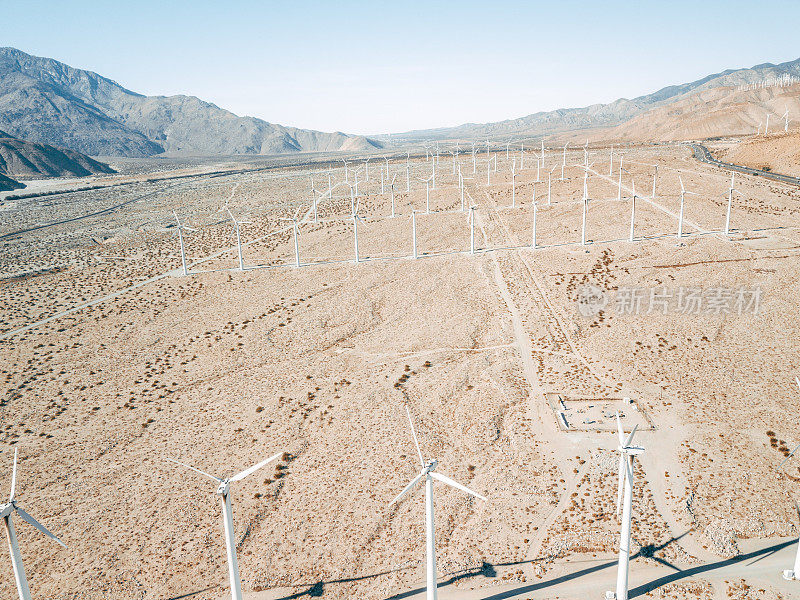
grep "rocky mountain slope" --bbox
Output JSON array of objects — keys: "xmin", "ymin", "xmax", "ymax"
[
  {"xmin": 0, "ymin": 47, "xmax": 382, "ymax": 157},
  {"xmin": 0, "ymin": 130, "xmax": 116, "ymax": 178},
  {"xmin": 0, "ymin": 171, "xmax": 24, "ymax": 191},
  {"xmin": 387, "ymin": 57, "xmax": 800, "ymax": 143},
  {"xmin": 597, "ymin": 83, "xmax": 800, "ymax": 143}
]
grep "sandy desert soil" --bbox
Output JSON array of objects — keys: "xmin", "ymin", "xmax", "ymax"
[
  {"xmin": 2, "ymin": 144, "xmax": 800, "ymax": 600},
  {"xmin": 713, "ymin": 132, "xmax": 800, "ymax": 178}
]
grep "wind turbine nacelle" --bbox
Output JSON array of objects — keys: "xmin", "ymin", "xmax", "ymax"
[
  {"xmin": 621, "ymin": 446, "xmax": 644, "ymax": 456},
  {"xmin": 424, "ymin": 459, "xmax": 438, "ymax": 473},
  {"xmin": 216, "ymin": 481, "xmax": 231, "ymax": 496},
  {"xmin": 0, "ymin": 502, "xmax": 14, "ymax": 518}
]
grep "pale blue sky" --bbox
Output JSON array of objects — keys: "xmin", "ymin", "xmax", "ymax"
[{"xmin": 4, "ymin": 0, "xmax": 800, "ymax": 134}]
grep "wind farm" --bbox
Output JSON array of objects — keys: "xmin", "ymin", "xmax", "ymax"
[{"xmin": 2, "ymin": 9, "xmax": 800, "ymax": 600}]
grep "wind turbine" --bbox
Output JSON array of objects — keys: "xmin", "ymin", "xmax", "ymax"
[
  {"xmin": 541, "ymin": 139, "xmax": 546, "ymax": 170},
  {"xmin": 531, "ymin": 200, "xmax": 538, "ymax": 249},
  {"xmin": 471, "ymin": 142, "xmax": 476, "ymax": 174},
  {"xmin": 388, "ymin": 407, "xmax": 487, "ymax": 600},
  {"xmin": 784, "ymin": 108, "xmax": 790, "ymax": 133},
  {"xmin": 629, "ymin": 181, "xmax": 637, "ymax": 242},
  {"xmin": 390, "ymin": 174, "xmax": 397, "ymax": 218},
  {"xmin": 352, "ymin": 214, "xmax": 363, "ymax": 263},
  {"xmin": 411, "ymin": 210, "xmax": 418, "ymax": 259},
  {"xmin": 765, "ymin": 113, "xmax": 771, "ymax": 135},
  {"xmin": 677, "ymin": 177, "xmax": 698, "ymax": 241},
  {"xmin": 173, "ymin": 211, "xmax": 197, "ymax": 276},
  {"xmin": 511, "ymin": 159, "xmax": 517, "ymax": 208},
  {"xmin": 2, "ymin": 449, "xmax": 67, "ymax": 600},
  {"xmin": 581, "ymin": 168, "xmax": 589, "ymax": 246},
  {"xmin": 168, "ymin": 453, "xmax": 281, "ymax": 600},
  {"xmin": 609, "ymin": 145, "xmax": 614, "ymax": 176},
  {"xmin": 561, "ymin": 143, "xmax": 568, "ymax": 181},
  {"xmin": 606, "ymin": 414, "xmax": 644, "ymax": 600},
  {"xmin": 342, "ymin": 158, "xmax": 349, "ymax": 183},
  {"xmin": 469, "ymin": 206, "xmax": 476, "ymax": 254},
  {"xmin": 725, "ymin": 173, "xmax": 743, "ymax": 236},
  {"xmin": 221, "ymin": 207, "xmax": 252, "ymax": 271}
]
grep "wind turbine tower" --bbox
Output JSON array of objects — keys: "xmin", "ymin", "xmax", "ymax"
[
  {"xmin": 2, "ymin": 449, "xmax": 68, "ymax": 600},
  {"xmin": 606, "ymin": 415, "xmax": 644, "ymax": 600},
  {"xmin": 168, "ymin": 454, "xmax": 281, "ymax": 600},
  {"xmin": 388, "ymin": 408, "xmax": 487, "ymax": 600}
]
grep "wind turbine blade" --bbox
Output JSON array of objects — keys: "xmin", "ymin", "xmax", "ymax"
[
  {"xmin": 229, "ymin": 453, "xmax": 282, "ymax": 482},
  {"xmin": 679, "ymin": 176, "xmax": 685, "ymax": 193},
  {"xmin": 15, "ymin": 507, "xmax": 67, "ymax": 548},
  {"xmin": 625, "ymin": 454, "xmax": 635, "ymax": 490},
  {"xmin": 617, "ymin": 454, "xmax": 625, "ymax": 515},
  {"xmin": 406, "ymin": 406, "xmax": 425, "ymax": 467},
  {"xmin": 795, "ymin": 376, "xmax": 800, "ymax": 392},
  {"xmin": 430, "ymin": 472, "xmax": 487, "ymax": 501},
  {"xmin": 388, "ymin": 472, "xmax": 423, "ymax": 506},
  {"xmin": 615, "ymin": 412, "xmax": 625, "ymax": 446},
  {"xmin": 10, "ymin": 447, "xmax": 17, "ymax": 502},
  {"xmin": 166, "ymin": 458, "xmax": 223, "ymax": 483},
  {"xmin": 624, "ymin": 424, "xmax": 639, "ymax": 448}
]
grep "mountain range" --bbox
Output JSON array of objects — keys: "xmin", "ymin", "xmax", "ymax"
[
  {"xmin": 2, "ymin": 47, "xmax": 799, "ymax": 161},
  {"xmin": 0, "ymin": 47, "xmax": 382, "ymax": 158},
  {"xmin": 386, "ymin": 58, "xmax": 800, "ymax": 143}
]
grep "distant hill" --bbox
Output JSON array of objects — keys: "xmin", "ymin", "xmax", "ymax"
[
  {"xmin": 590, "ymin": 83, "xmax": 800, "ymax": 143},
  {"xmin": 0, "ymin": 130, "xmax": 116, "ymax": 178},
  {"xmin": 386, "ymin": 57, "xmax": 800, "ymax": 143},
  {"xmin": 0, "ymin": 47, "xmax": 383, "ymax": 158},
  {"xmin": 0, "ymin": 171, "xmax": 24, "ymax": 192}
]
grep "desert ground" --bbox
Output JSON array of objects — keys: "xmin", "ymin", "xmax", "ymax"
[{"xmin": 2, "ymin": 138, "xmax": 800, "ymax": 600}]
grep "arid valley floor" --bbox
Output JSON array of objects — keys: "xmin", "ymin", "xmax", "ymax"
[{"xmin": 2, "ymin": 138, "xmax": 800, "ymax": 600}]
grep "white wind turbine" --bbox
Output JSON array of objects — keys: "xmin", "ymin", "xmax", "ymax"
[
  {"xmin": 784, "ymin": 108, "xmax": 790, "ymax": 133},
  {"xmin": 511, "ymin": 159, "xmax": 517, "ymax": 207},
  {"xmin": 725, "ymin": 173, "xmax": 744, "ymax": 236},
  {"xmin": 677, "ymin": 177, "xmax": 698, "ymax": 241},
  {"xmin": 629, "ymin": 180, "xmax": 637, "ymax": 242},
  {"xmin": 581, "ymin": 167, "xmax": 589, "ymax": 246},
  {"xmin": 352, "ymin": 213, "xmax": 363, "ymax": 263},
  {"xmin": 471, "ymin": 142, "xmax": 477, "ymax": 174},
  {"xmin": 609, "ymin": 144, "xmax": 614, "ymax": 176},
  {"xmin": 388, "ymin": 407, "xmax": 487, "ymax": 600},
  {"xmin": 173, "ymin": 211, "xmax": 197, "ymax": 276},
  {"xmin": 220, "ymin": 206, "xmax": 252, "ymax": 271},
  {"xmin": 390, "ymin": 174, "xmax": 397, "ymax": 218},
  {"xmin": 168, "ymin": 453, "xmax": 281, "ymax": 600},
  {"xmin": 410, "ymin": 210, "xmax": 418, "ymax": 259},
  {"xmin": 541, "ymin": 139, "xmax": 546, "ymax": 170},
  {"xmin": 606, "ymin": 414, "xmax": 644, "ymax": 600},
  {"xmin": 561, "ymin": 143, "xmax": 568, "ymax": 181},
  {"xmin": 765, "ymin": 113, "xmax": 771, "ymax": 135},
  {"xmin": 2, "ymin": 449, "xmax": 67, "ymax": 600}
]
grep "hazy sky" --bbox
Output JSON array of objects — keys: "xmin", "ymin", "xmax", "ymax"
[{"xmin": 5, "ymin": 0, "xmax": 800, "ymax": 135}]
